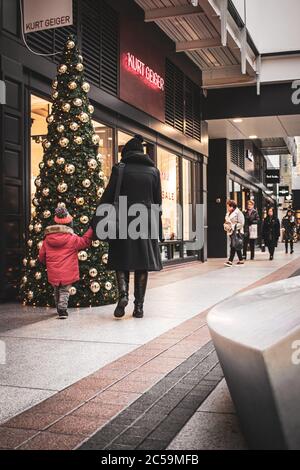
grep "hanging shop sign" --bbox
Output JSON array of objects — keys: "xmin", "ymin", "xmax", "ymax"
[
  {"xmin": 265, "ymin": 169, "xmax": 280, "ymax": 184},
  {"xmin": 23, "ymin": 0, "xmax": 73, "ymax": 33},
  {"xmin": 120, "ymin": 15, "xmax": 165, "ymax": 122},
  {"xmin": 278, "ymin": 185, "xmax": 290, "ymax": 197}
]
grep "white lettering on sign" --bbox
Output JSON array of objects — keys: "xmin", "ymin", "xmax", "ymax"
[
  {"xmin": 23, "ymin": 0, "xmax": 73, "ymax": 33},
  {"xmin": 125, "ymin": 52, "xmax": 165, "ymax": 91}
]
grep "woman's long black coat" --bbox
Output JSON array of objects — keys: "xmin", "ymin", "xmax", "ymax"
[
  {"xmin": 262, "ymin": 216, "xmax": 280, "ymax": 248},
  {"xmin": 94, "ymin": 151, "xmax": 163, "ymax": 271}
]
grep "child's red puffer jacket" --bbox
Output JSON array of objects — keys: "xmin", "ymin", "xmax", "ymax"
[{"xmin": 38, "ymin": 225, "xmax": 93, "ymax": 286}]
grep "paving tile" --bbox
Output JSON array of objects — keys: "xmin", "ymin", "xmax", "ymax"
[
  {"xmin": 72, "ymin": 401, "xmax": 125, "ymax": 419},
  {"xmin": 2, "ymin": 411, "xmax": 60, "ymax": 431},
  {"xmin": 0, "ymin": 427, "xmax": 36, "ymax": 449},
  {"xmin": 137, "ymin": 438, "xmax": 169, "ymax": 450},
  {"xmin": 32, "ymin": 395, "xmax": 83, "ymax": 415},
  {"xmin": 92, "ymin": 390, "xmax": 141, "ymax": 406},
  {"xmin": 47, "ymin": 415, "xmax": 107, "ymax": 436},
  {"xmin": 108, "ymin": 377, "xmax": 158, "ymax": 393},
  {"xmin": 18, "ymin": 431, "xmax": 83, "ymax": 450}
]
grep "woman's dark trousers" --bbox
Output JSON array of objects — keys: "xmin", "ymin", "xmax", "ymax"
[
  {"xmin": 229, "ymin": 247, "xmax": 243, "ymax": 262},
  {"xmin": 285, "ymin": 240, "xmax": 294, "ymax": 253},
  {"xmin": 243, "ymin": 237, "xmax": 255, "ymax": 259}
]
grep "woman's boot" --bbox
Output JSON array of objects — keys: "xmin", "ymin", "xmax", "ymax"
[
  {"xmin": 114, "ymin": 271, "xmax": 129, "ymax": 318},
  {"xmin": 133, "ymin": 271, "xmax": 148, "ymax": 318}
]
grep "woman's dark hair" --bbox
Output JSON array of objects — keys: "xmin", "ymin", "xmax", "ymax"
[{"xmin": 226, "ymin": 199, "xmax": 237, "ymax": 209}]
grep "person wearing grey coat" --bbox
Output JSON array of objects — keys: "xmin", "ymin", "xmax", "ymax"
[{"xmin": 223, "ymin": 200, "xmax": 245, "ymax": 267}]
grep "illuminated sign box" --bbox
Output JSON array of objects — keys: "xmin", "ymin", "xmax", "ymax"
[
  {"xmin": 278, "ymin": 185, "xmax": 290, "ymax": 197},
  {"xmin": 265, "ymin": 169, "xmax": 280, "ymax": 184}
]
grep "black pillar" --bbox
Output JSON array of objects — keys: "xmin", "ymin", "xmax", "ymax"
[{"xmin": 207, "ymin": 139, "xmax": 229, "ymax": 258}]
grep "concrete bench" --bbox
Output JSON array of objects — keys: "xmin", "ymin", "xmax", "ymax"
[{"xmin": 207, "ymin": 276, "xmax": 300, "ymax": 450}]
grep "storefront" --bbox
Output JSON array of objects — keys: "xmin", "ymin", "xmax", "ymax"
[{"xmin": 0, "ymin": 0, "xmax": 208, "ymax": 301}]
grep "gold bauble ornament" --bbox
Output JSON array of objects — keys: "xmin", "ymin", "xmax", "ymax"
[
  {"xmin": 57, "ymin": 124, "xmax": 65, "ymax": 133},
  {"xmin": 89, "ymin": 268, "xmax": 98, "ymax": 278},
  {"xmin": 80, "ymin": 215, "xmax": 89, "ymax": 224},
  {"xmin": 27, "ymin": 239, "xmax": 33, "ymax": 247},
  {"xmin": 29, "ymin": 224, "xmax": 34, "ymax": 232},
  {"xmin": 82, "ymin": 179, "xmax": 91, "ymax": 188},
  {"xmin": 68, "ymin": 81, "xmax": 77, "ymax": 90},
  {"xmin": 39, "ymin": 162, "xmax": 45, "ymax": 169},
  {"xmin": 70, "ymin": 122, "xmax": 79, "ymax": 131},
  {"xmin": 92, "ymin": 240, "xmax": 100, "ymax": 247},
  {"xmin": 96, "ymin": 153, "xmax": 103, "ymax": 161},
  {"xmin": 34, "ymin": 223, "xmax": 42, "ymax": 233},
  {"xmin": 37, "ymin": 241, "xmax": 43, "ymax": 250},
  {"xmin": 52, "ymin": 90, "xmax": 58, "ymax": 100},
  {"xmin": 73, "ymin": 98, "xmax": 82, "ymax": 107},
  {"xmin": 78, "ymin": 250, "xmax": 88, "ymax": 261},
  {"xmin": 43, "ymin": 140, "xmax": 51, "ymax": 149},
  {"xmin": 56, "ymin": 157, "xmax": 65, "ymax": 165},
  {"xmin": 43, "ymin": 210, "xmax": 51, "ymax": 219},
  {"xmin": 62, "ymin": 102, "xmax": 71, "ymax": 112},
  {"xmin": 22, "ymin": 276, "xmax": 27, "ymax": 284},
  {"xmin": 87, "ymin": 158, "xmax": 97, "ymax": 169},
  {"xmin": 27, "ymin": 291, "xmax": 34, "ymax": 300},
  {"xmin": 92, "ymin": 134, "xmax": 100, "ymax": 145},
  {"xmin": 46, "ymin": 114, "xmax": 54, "ymax": 124},
  {"xmin": 23, "ymin": 258, "xmax": 28, "ymax": 266},
  {"xmin": 58, "ymin": 64, "xmax": 67, "ymax": 74},
  {"xmin": 57, "ymin": 182, "xmax": 68, "ymax": 193},
  {"xmin": 105, "ymin": 281, "xmax": 112, "ymax": 291},
  {"xmin": 78, "ymin": 54, "xmax": 83, "ymax": 62},
  {"xmin": 74, "ymin": 136, "xmax": 83, "ymax": 145},
  {"xmin": 88, "ymin": 104, "xmax": 94, "ymax": 114},
  {"xmin": 29, "ymin": 259, "xmax": 37, "ymax": 267},
  {"xmin": 75, "ymin": 197, "xmax": 85, "ymax": 206},
  {"xmin": 69, "ymin": 286, "xmax": 77, "ymax": 295},
  {"xmin": 90, "ymin": 281, "xmax": 100, "ymax": 293},
  {"xmin": 81, "ymin": 82, "xmax": 90, "ymax": 93},
  {"xmin": 76, "ymin": 63, "xmax": 84, "ymax": 72},
  {"xmin": 102, "ymin": 253, "xmax": 108, "ymax": 264},
  {"xmin": 42, "ymin": 187, "xmax": 50, "ymax": 196},
  {"xmin": 64, "ymin": 164, "xmax": 76, "ymax": 174},
  {"xmin": 66, "ymin": 39, "xmax": 75, "ymax": 49},
  {"xmin": 35, "ymin": 272, "xmax": 42, "ymax": 280},
  {"xmin": 33, "ymin": 198, "xmax": 39, "ymax": 207},
  {"xmin": 57, "ymin": 202, "xmax": 66, "ymax": 209},
  {"xmin": 97, "ymin": 187, "xmax": 104, "ymax": 197},
  {"xmin": 35, "ymin": 177, "xmax": 41, "ymax": 187},
  {"xmin": 52, "ymin": 80, "xmax": 58, "ymax": 89},
  {"xmin": 59, "ymin": 137, "xmax": 69, "ymax": 147},
  {"xmin": 47, "ymin": 159, "xmax": 55, "ymax": 167},
  {"xmin": 99, "ymin": 171, "xmax": 104, "ymax": 178},
  {"xmin": 79, "ymin": 112, "xmax": 89, "ymax": 123}
]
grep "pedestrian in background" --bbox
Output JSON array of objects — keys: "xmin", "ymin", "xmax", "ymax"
[
  {"xmin": 282, "ymin": 209, "xmax": 296, "ymax": 254},
  {"xmin": 243, "ymin": 199, "xmax": 260, "ymax": 260},
  {"xmin": 224, "ymin": 200, "xmax": 245, "ymax": 267},
  {"xmin": 262, "ymin": 207, "xmax": 280, "ymax": 261}
]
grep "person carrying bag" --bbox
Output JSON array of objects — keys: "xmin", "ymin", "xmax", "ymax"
[{"xmin": 224, "ymin": 200, "xmax": 245, "ymax": 267}]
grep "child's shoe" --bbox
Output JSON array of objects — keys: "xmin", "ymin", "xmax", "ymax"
[{"xmin": 58, "ymin": 309, "xmax": 68, "ymax": 319}]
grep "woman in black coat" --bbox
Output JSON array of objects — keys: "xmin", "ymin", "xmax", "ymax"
[
  {"xmin": 243, "ymin": 199, "xmax": 260, "ymax": 260},
  {"xmin": 282, "ymin": 209, "xmax": 296, "ymax": 254},
  {"xmin": 262, "ymin": 207, "xmax": 280, "ymax": 260},
  {"xmin": 94, "ymin": 135, "xmax": 163, "ymax": 319}
]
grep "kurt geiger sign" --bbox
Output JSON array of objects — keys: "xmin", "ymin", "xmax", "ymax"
[{"xmin": 23, "ymin": 0, "xmax": 73, "ymax": 33}]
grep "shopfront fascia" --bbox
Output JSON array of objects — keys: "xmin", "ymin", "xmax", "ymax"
[{"xmin": 0, "ymin": 0, "xmax": 208, "ymax": 300}]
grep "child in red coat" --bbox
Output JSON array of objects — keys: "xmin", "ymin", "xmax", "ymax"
[{"xmin": 38, "ymin": 204, "xmax": 93, "ymax": 319}]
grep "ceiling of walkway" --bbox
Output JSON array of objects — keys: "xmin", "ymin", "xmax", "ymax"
[{"xmin": 134, "ymin": 0, "xmax": 257, "ymax": 88}]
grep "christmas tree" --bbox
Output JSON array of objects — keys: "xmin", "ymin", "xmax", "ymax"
[{"xmin": 20, "ymin": 35, "xmax": 118, "ymax": 308}]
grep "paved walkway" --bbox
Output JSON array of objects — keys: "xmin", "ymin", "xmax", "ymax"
[{"xmin": 0, "ymin": 244, "xmax": 299, "ymax": 449}]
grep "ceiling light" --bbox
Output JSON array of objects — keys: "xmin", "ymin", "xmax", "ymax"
[
  {"xmin": 249, "ymin": 135, "xmax": 258, "ymax": 139},
  {"xmin": 233, "ymin": 118, "xmax": 243, "ymax": 123},
  {"xmin": 190, "ymin": 0, "xmax": 198, "ymax": 5}
]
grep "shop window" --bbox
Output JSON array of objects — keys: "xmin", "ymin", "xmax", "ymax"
[
  {"xmin": 182, "ymin": 158, "xmax": 192, "ymax": 240},
  {"xmin": 157, "ymin": 147, "xmax": 180, "ymax": 241},
  {"xmin": 30, "ymin": 94, "xmax": 113, "ymax": 212}
]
